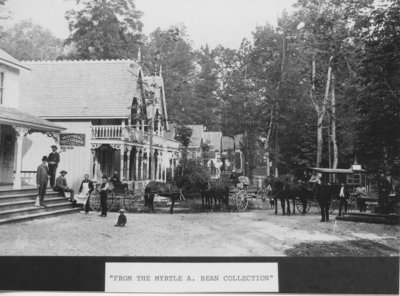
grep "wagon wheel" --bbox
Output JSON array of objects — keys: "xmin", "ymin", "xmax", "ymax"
[
  {"xmin": 107, "ymin": 191, "xmax": 117, "ymax": 211},
  {"xmin": 90, "ymin": 190, "xmax": 101, "ymax": 212},
  {"xmin": 123, "ymin": 190, "xmax": 143, "ymax": 212},
  {"xmin": 236, "ymin": 190, "xmax": 249, "ymax": 211},
  {"xmin": 256, "ymin": 188, "xmax": 269, "ymax": 209},
  {"xmin": 347, "ymin": 194, "xmax": 358, "ymax": 212},
  {"xmin": 295, "ymin": 198, "xmax": 311, "ymax": 214}
]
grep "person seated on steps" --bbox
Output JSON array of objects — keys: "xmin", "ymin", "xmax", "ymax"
[
  {"xmin": 55, "ymin": 170, "xmax": 76, "ymax": 206},
  {"xmin": 114, "ymin": 209, "xmax": 127, "ymax": 227}
]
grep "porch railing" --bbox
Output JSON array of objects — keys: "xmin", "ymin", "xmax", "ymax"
[
  {"xmin": 91, "ymin": 125, "xmax": 123, "ymax": 139},
  {"xmin": 91, "ymin": 125, "xmax": 180, "ymax": 149}
]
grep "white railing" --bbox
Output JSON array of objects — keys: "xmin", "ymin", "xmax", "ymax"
[
  {"xmin": 91, "ymin": 125, "xmax": 123, "ymax": 139},
  {"xmin": 91, "ymin": 125, "xmax": 180, "ymax": 149}
]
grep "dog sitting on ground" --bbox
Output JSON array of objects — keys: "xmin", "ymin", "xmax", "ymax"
[{"xmin": 114, "ymin": 209, "xmax": 127, "ymax": 227}]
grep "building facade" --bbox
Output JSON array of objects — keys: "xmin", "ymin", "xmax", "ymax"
[
  {"xmin": 0, "ymin": 49, "xmax": 65, "ymax": 189},
  {"xmin": 19, "ymin": 59, "xmax": 180, "ymax": 190}
]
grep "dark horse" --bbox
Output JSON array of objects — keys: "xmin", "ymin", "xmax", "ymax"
[
  {"xmin": 144, "ymin": 181, "xmax": 181, "ymax": 214},
  {"xmin": 264, "ymin": 177, "xmax": 312, "ymax": 215},
  {"xmin": 202, "ymin": 180, "xmax": 230, "ymax": 211}
]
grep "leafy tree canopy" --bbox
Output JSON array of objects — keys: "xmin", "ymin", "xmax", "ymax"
[
  {"xmin": 64, "ymin": 0, "xmax": 143, "ymax": 59},
  {"xmin": 0, "ymin": 20, "xmax": 63, "ymax": 60}
]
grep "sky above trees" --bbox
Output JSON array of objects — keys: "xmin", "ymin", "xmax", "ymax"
[{"xmin": 5, "ymin": 0, "xmax": 296, "ymax": 49}]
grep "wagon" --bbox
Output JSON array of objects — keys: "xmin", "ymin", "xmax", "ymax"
[
  {"xmin": 296, "ymin": 163, "xmax": 367, "ymax": 214},
  {"xmin": 231, "ymin": 176, "xmax": 270, "ymax": 212},
  {"xmin": 90, "ymin": 183, "xmax": 143, "ymax": 212}
]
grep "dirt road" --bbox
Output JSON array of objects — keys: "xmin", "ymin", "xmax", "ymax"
[{"xmin": 0, "ymin": 206, "xmax": 398, "ymax": 256}]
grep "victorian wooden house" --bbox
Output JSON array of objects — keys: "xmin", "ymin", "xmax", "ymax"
[{"xmin": 19, "ymin": 59, "xmax": 180, "ymax": 190}]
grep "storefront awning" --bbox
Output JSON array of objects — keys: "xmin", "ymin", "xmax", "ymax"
[{"xmin": 0, "ymin": 105, "xmax": 65, "ymax": 132}]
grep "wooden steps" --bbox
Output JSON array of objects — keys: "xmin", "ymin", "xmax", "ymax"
[{"xmin": 0, "ymin": 186, "xmax": 79, "ymax": 225}]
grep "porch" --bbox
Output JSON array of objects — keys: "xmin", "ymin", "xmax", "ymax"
[{"xmin": 90, "ymin": 124, "xmax": 180, "ymax": 187}]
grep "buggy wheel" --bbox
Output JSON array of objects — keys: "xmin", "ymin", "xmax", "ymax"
[
  {"xmin": 123, "ymin": 190, "xmax": 143, "ymax": 212},
  {"xmin": 296, "ymin": 198, "xmax": 311, "ymax": 214},
  {"xmin": 90, "ymin": 191, "xmax": 101, "ymax": 212},
  {"xmin": 107, "ymin": 191, "xmax": 117, "ymax": 211},
  {"xmin": 236, "ymin": 190, "xmax": 249, "ymax": 211},
  {"xmin": 347, "ymin": 195, "xmax": 357, "ymax": 212}
]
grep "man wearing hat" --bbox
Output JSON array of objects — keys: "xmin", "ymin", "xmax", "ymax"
[
  {"xmin": 55, "ymin": 170, "xmax": 75, "ymax": 203},
  {"xmin": 36, "ymin": 156, "xmax": 49, "ymax": 207},
  {"xmin": 99, "ymin": 175, "xmax": 110, "ymax": 217},
  {"xmin": 48, "ymin": 145, "xmax": 60, "ymax": 188}
]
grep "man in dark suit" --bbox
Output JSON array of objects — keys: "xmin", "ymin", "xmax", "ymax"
[
  {"xmin": 338, "ymin": 182, "xmax": 349, "ymax": 217},
  {"xmin": 55, "ymin": 170, "xmax": 75, "ymax": 204},
  {"xmin": 48, "ymin": 145, "xmax": 60, "ymax": 188},
  {"xmin": 36, "ymin": 156, "xmax": 49, "ymax": 207},
  {"xmin": 318, "ymin": 182, "xmax": 331, "ymax": 222}
]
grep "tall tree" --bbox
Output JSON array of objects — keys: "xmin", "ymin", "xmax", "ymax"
[
  {"xmin": 64, "ymin": 0, "xmax": 143, "ymax": 59},
  {"xmin": 142, "ymin": 26, "xmax": 196, "ymax": 125},
  {"xmin": 293, "ymin": 0, "xmax": 373, "ymax": 167},
  {"xmin": 354, "ymin": 0, "xmax": 400, "ymax": 175},
  {"xmin": 0, "ymin": 20, "xmax": 63, "ymax": 60},
  {"xmin": 191, "ymin": 45, "xmax": 220, "ymax": 130}
]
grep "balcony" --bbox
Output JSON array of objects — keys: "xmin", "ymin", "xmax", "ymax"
[{"xmin": 91, "ymin": 125, "xmax": 180, "ymax": 149}]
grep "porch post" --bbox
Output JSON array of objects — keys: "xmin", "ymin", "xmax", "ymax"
[
  {"xmin": 120, "ymin": 143, "xmax": 125, "ymax": 180},
  {"xmin": 126, "ymin": 146, "xmax": 132, "ymax": 181},
  {"xmin": 158, "ymin": 154, "xmax": 162, "ymax": 181},
  {"xmin": 13, "ymin": 127, "xmax": 29, "ymax": 189},
  {"xmin": 135, "ymin": 148, "xmax": 139, "ymax": 181},
  {"xmin": 144, "ymin": 149, "xmax": 149, "ymax": 180}
]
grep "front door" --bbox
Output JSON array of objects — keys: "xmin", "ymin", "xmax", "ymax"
[{"xmin": 0, "ymin": 125, "xmax": 16, "ymax": 184}]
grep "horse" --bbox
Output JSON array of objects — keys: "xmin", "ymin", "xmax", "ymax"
[
  {"xmin": 264, "ymin": 176, "xmax": 313, "ymax": 215},
  {"xmin": 144, "ymin": 181, "xmax": 181, "ymax": 214},
  {"xmin": 202, "ymin": 180, "xmax": 230, "ymax": 211}
]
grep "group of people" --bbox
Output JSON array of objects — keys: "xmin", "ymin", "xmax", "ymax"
[
  {"xmin": 302, "ymin": 170, "xmax": 393, "ymax": 222},
  {"xmin": 36, "ymin": 145, "xmax": 126, "ymax": 222}
]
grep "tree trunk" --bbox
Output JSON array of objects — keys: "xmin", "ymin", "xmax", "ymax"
[
  {"xmin": 316, "ymin": 111, "xmax": 324, "ymax": 168},
  {"xmin": 331, "ymin": 71, "xmax": 338, "ymax": 169},
  {"xmin": 312, "ymin": 56, "xmax": 333, "ymax": 168}
]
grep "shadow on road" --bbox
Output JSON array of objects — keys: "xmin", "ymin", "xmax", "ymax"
[{"xmin": 285, "ymin": 239, "xmax": 399, "ymax": 256}]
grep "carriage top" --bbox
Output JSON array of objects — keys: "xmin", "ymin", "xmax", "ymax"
[{"xmin": 309, "ymin": 163, "xmax": 367, "ymax": 188}]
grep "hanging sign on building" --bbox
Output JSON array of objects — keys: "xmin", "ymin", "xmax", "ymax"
[{"xmin": 60, "ymin": 133, "xmax": 86, "ymax": 146}]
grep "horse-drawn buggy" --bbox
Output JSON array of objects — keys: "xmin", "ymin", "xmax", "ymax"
[
  {"xmin": 295, "ymin": 164, "xmax": 368, "ymax": 215},
  {"xmin": 222, "ymin": 172, "xmax": 270, "ymax": 211}
]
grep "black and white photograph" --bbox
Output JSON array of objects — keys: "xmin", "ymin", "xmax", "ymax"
[{"xmin": 0, "ymin": 0, "xmax": 398, "ymax": 294}]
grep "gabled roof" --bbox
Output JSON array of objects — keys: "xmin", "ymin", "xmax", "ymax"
[
  {"xmin": 143, "ymin": 75, "xmax": 169, "ymax": 130},
  {"xmin": 187, "ymin": 125, "xmax": 204, "ymax": 148},
  {"xmin": 19, "ymin": 59, "xmax": 142, "ymax": 119},
  {"xmin": 0, "ymin": 105, "xmax": 65, "ymax": 131},
  {"xmin": 203, "ymin": 131, "xmax": 222, "ymax": 151},
  {"xmin": 0, "ymin": 49, "xmax": 30, "ymax": 71}
]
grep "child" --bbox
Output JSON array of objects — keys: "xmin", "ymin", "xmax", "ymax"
[{"xmin": 115, "ymin": 209, "xmax": 127, "ymax": 227}]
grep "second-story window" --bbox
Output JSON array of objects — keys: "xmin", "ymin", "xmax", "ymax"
[{"xmin": 0, "ymin": 72, "xmax": 4, "ymax": 104}]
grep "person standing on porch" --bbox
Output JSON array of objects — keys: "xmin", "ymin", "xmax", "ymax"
[
  {"xmin": 99, "ymin": 175, "xmax": 109, "ymax": 217},
  {"xmin": 36, "ymin": 156, "xmax": 49, "ymax": 207},
  {"xmin": 48, "ymin": 145, "xmax": 60, "ymax": 188}
]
